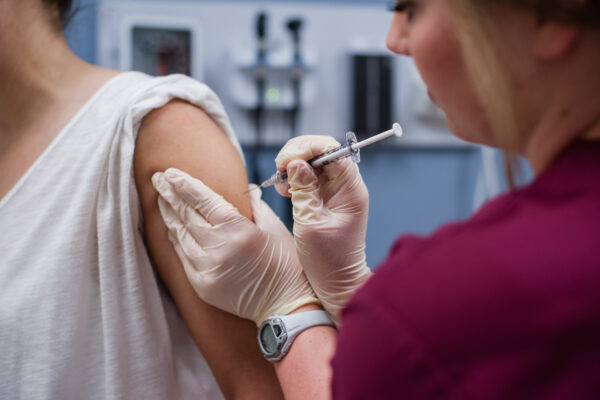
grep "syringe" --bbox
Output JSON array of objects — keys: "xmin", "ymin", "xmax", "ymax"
[{"xmin": 258, "ymin": 123, "xmax": 403, "ymax": 189}]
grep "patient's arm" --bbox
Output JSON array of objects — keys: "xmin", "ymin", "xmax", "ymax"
[{"xmin": 134, "ymin": 99, "xmax": 283, "ymax": 399}]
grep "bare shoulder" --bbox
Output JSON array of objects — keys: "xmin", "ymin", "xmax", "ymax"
[{"xmin": 134, "ymin": 99, "xmax": 251, "ymax": 219}]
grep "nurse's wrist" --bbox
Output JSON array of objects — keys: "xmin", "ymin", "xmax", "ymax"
[
  {"xmin": 272, "ymin": 313, "xmax": 336, "ymax": 400},
  {"xmin": 284, "ymin": 306, "xmax": 336, "ymax": 355}
]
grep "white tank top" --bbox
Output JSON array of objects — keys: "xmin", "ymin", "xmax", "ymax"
[{"xmin": 0, "ymin": 72, "xmax": 244, "ymax": 399}]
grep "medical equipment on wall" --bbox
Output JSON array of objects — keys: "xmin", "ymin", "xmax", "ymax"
[
  {"xmin": 250, "ymin": 12, "xmax": 270, "ymax": 184},
  {"xmin": 232, "ymin": 12, "xmax": 311, "ymax": 227},
  {"xmin": 117, "ymin": 15, "xmax": 203, "ymax": 79},
  {"xmin": 131, "ymin": 27, "xmax": 190, "ymax": 76},
  {"xmin": 282, "ymin": 16, "xmax": 305, "ymax": 226},
  {"xmin": 258, "ymin": 123, "xmax": 403, "ymax": 189},
  {"xmin": 98, "ymin": 2, "xmax": 470, "ymax": 147},
  {"xmin": 351, "ymin": 51, "xmax": 394, "ymax": 141},
  {"xmin": 286, "ymin": 17, "xmax": 305, "ymax": 138},
  {"xmin": 229, "ymin": 18, "xmax": 316, "ymax": 115}
]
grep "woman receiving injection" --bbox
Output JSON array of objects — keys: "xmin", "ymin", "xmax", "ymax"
[
  {"xmin": 153, "ymin": 0, "xmax": 600, "ymax": 398},
  {"xmin": 0, "ymin": 0, "xmax": 287, "ymax": 398}
]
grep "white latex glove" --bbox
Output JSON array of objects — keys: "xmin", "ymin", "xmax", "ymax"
[
  {"xmin": 275, "ymin": 136, "xmax": 373, "ymax": 325},
  {"xmin": 152, "ymin": 168, "xmax": 319, "ymax": 326}
]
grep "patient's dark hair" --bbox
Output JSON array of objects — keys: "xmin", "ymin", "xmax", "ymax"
[{"xmin": 43, "ymin": 0, "xmax": 75, "ymax": 29}]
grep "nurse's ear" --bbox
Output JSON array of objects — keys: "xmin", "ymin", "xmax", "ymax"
[{"xmin": 533, "ymin": 19, "xmax": 581, "ymax": 61}]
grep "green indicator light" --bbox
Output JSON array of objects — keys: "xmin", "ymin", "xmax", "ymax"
[{"xmin": 265, "ymin": 88, "xmax": 280, "ymax": 103}]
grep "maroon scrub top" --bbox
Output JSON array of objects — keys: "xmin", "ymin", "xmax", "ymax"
[{"xmin": 332, "ymin": 141, "xmax": 600, "ymax": 399}]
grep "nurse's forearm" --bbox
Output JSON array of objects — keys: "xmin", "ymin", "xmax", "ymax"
[{"xmin": 273, "ymin": 318, "xmax": 337, "ymax": 400}]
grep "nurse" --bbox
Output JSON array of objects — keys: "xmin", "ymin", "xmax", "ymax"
[{"xmin": 153, "ymin": 0, "xmax": 600, "ymax": 398}]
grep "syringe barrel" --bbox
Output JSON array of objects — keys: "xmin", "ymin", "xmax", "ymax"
[
  {"xmin": 310, "ymin": 146, "xmax": 351, "ymax": 168},
  {"xmin": 259, "ymin": 124, "xmax": 400, "ymax": 189},
  {"xmin": 261, "ymin": 170, "xmax": 288, "ymax": 188}
]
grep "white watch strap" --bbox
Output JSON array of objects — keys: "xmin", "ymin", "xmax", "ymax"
[{"xmin": 280, "ymin": 310, "xmax": 334, "ymax": 355}]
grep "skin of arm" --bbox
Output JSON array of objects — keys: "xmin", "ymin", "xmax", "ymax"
[
  {"xmin": 134, "ymin": 99, "xmax": 283, "ymax": 399},
  {"xmin": 273, "ymin": 304, "xmax": 338, "ymax": 400}
]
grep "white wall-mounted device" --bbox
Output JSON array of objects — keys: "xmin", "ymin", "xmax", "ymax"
[{"xmin": 118, "ymin": 15, "xmax": 203, "ymax": 79}]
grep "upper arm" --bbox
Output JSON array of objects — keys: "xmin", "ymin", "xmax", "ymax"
[
  {"xmin": 136, "ymin": 99, "xmax": 251, "ymax": 219},
  {"xmin": 134, "ymin": 99, "xmax": 282, "ymax": 399}
]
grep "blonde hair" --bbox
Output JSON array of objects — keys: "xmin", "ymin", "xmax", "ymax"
[{"xmin": 447, "ymin": 0, "xmax": 600, "ymax": 187}]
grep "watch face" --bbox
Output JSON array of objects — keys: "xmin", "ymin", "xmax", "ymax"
[
  {"xmin": 260, "ymin": 326, "xmax": 278, "ymax": 354},
  {"xmin": 259, "ymin": 319, "xmax": 286, "ymax": 359}
]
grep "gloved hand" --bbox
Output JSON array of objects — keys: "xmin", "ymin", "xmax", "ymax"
[
  {"xmin": 275, "ymin": 136, "xmax": 373, "ymax": 325},
  {"xmin": 152, "ymin": 168, "xmax": 319, "ymax": 326}
]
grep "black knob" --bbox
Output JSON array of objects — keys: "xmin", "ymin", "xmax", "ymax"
[
  {"xmin": 286, "ymin": 18, "xmax": 303, "ymax": 44},
  {"xmin": 256, "ymin": 12, "xmax": 268, "ymax": 40}
]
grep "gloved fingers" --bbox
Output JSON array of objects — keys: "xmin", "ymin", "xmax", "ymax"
[
  {"xmin": 161, "ymin": 207, "xmax": 214, "ymax": 276},
  {"xmin": 247, "ymin": 184, "xmax": 302, "ymax": 248},
  {"xmin": 323, "ymin": 162, "xmax": 368, "ymax": 208},
  {"xmin": 155, "ymin": 177, "xmax": 226, "ymax": 251},
  {"xmin": 167, "ymin": 230, "xmax": 208, "ymax": 272},
  {"xmin": 247, "ymin": 184, "xmax": 283, "ymax": 226},
  {"xmin": 156, "ymin": 182, "xmax": 184, "ymax": 232},
  {"xmin": 247, "ymin": 183, "xmax": 262, "ymax": 204},
  {"xmin": 275, "ymin": 135, "xmax": 342, "ymax": 168},
  {"xmin": 274, "ymin": 135, "xmax": 362, "ymax": 199},
  {"xmin": 154, "ymin": 172, "xmax": 238, "ymax": 242},
  {"xmin": 321, "ymin": 156, "xmax": 355, "ymax": 182},
  {"xmin": 163, "ymin": 168, "xmax": 244, "ymax": 226},
  {"xmin": 275, "ymin": 135, "xmax": 341, "ymax": 172},
  {"xmin": 280, "ymin": 157, "xmax": 355, "ymax": 198},
  {"xmin": 152, "ymin": 172, "xmax": 194, "ymax": 222},
  {"xmin": 154, "ymin": 171, "xmax": 226, "ymax": 230},
  {"xmin": 287, "ymin": 159, "xmax": 327, "ymax": 224},
  {"xmin": 274, "ymin": 179, "xmax": 291, "ymax": 198},
  {"xmin": 249, "ymin": 189, "xmax": 288, "ymax": 234},
  {"xmin": 160, "ymin": 173, "xmax": 260, "ymax": 260},
  {"xmin": 158, "ymin": 195, "xmax": 225, "ymax": 252},
  {"xmin": 252, "ymin": 198, "xmax": 283, "ymax": 227},
  {"xmin": 155, "ymin": 175, "xmax": 212, "ymax": 230},
  {"xmin": 167, "ymin": 230, "xmax": 216, "ymax": 301},
  {"xmin": 161, "ymin": 168, "xmax": 219, "ymax": 214}
]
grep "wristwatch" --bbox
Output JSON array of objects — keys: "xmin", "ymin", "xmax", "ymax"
[{"xmin": 258, "ymin": 310, "xmax": 334, "ymax": 362}]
